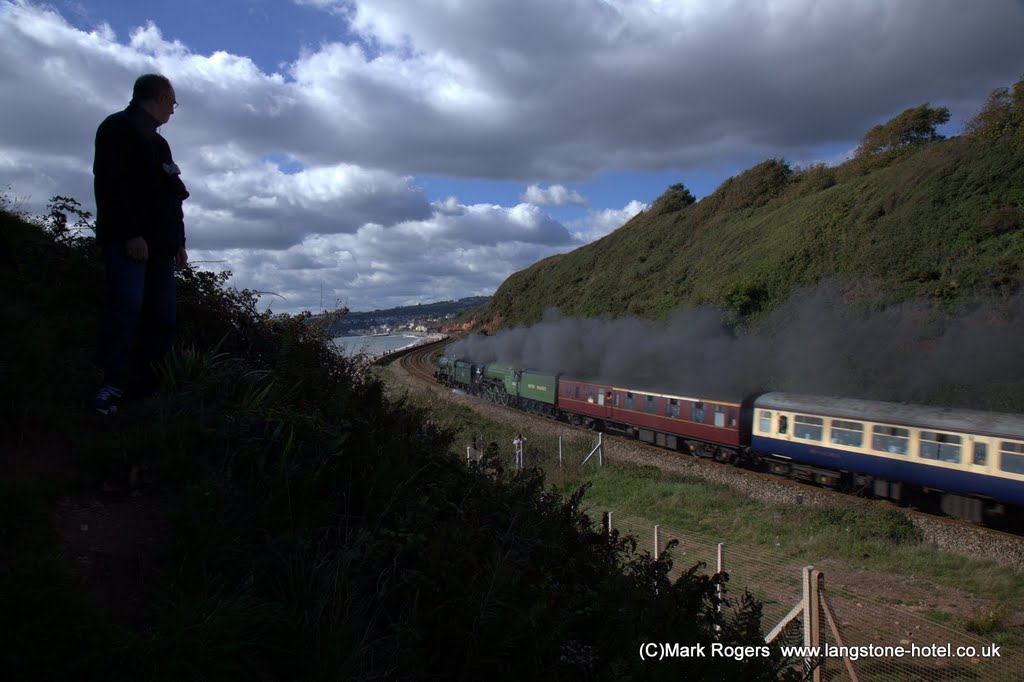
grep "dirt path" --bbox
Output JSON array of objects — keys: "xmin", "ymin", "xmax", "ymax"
[{"xmin": 3, "ymin": 411, "xmax": 173, "ymax": 631}]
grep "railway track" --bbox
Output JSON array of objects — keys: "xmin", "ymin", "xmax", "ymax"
[
  {"xmin": 396, "ymin": 340, "xmax": 446, "ymax": 382},
  {"xmin": 385, "ymin": 340, "xmax": 1024, "ymax": 564}
]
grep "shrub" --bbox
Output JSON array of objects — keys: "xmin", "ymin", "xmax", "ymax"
[
  {"xmin": 690, "ymin": 159, "xmax": 793, "ymax": 227},
  {"xmin": 965, "ymin": 74, "xmax": 1024, "ymax": 143},
  {"xmin": 855, "ymin": 104, "xmax": 950, "ymax": 158},
  {"xmin": 977, "ymin": 206, "xmax": 1024, "ymax": 239},
  {"xmin": 650, "ymin": 182, "xmax": 697, "ymax": 216}
]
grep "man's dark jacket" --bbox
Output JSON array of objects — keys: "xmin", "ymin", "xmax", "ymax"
[{"xmin": 93, "ymin": 101, "xmax": 188, "ymax": 257}]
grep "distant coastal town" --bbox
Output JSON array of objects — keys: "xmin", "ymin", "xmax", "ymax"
[{"xmin": 321, "ymin": 296, "xmax": 488, "ymax": 337}]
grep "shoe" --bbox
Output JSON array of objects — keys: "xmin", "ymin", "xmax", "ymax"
[{"xmin": 94, "ymin": 385, "xmax": 123, "ymax": 415}]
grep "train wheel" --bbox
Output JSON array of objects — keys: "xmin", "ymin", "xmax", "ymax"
[{"xmin": 715, "ymin": 449, "xmax": 736, "ymax": 464}]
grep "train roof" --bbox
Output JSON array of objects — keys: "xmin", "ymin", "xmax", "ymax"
[
  {"xmin": 755, "ymin": 392, "xmax": 1024, "ymax": 439},
  {"xmin": 560, "ymin": 376, "xmax": 742, "ymax": 406}
]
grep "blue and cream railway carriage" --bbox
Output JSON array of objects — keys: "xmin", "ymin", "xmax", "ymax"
[
  {"xmin": 751, "ymin": 392, "xmax": 1024, "ymax": 522},
  {"xmin": 435, "ymin": 353, "xmax": 1024, "ymax": 523}
]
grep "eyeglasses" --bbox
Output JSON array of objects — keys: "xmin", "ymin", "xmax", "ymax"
[{"xmin": 172, "ymin": 100, "xmax": 179, "ymax": 111}]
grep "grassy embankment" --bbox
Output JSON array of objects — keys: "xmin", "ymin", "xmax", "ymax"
[
  {"xmin": 1, "ymin": 205, "xmax": 805, "ymax": 681},
  {"xmin": 393, "ymin": 374, "xmax": 1024, "ymax": 648}
]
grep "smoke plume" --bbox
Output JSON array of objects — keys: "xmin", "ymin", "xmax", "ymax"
[{"xmin": 449, "ymin": 284, "xmax": 1024, "ymax": 412}]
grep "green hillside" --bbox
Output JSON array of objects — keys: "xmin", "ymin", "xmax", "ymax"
[{"xmin": 475, "ymin": 80, "xmax": 1024, "ymax": 330}]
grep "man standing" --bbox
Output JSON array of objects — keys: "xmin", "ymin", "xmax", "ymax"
[{"xmin": 93, "ymin": 74, "xmax": 189, "ymax": 414}]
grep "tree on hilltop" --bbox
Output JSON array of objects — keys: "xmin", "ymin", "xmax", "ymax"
[
  {"xmin": 965, "ymin": 74, "xmax": 1024, "ymax": 141},
  {"xmin": 652, "ymin": 182, "xmax": 697, "ymax": 215},
  {"xmin": 855, "ymin": 103, "xmax": 950, "ymax": 157},
  {"xmin": 666, "ymin": 182, "xmax": 696, "ymax": 205}
]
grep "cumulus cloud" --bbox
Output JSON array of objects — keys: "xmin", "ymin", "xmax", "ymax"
[
  {"xmin": 0, "ymin": 1, "xmax": 587, "ymax": 310},
  {"xmin": 191, "ymin": 197, "xmax": 575, "ymax": 313},
  {"xmin": 2, "ymin": 0, "xmax": 1023, "ymax": 312},
  {"xmin": 191, "ymin": 157, "xmax": 432, "ymax": 249},
  {"xmin": 400, "ymin": 199, "xmax": 574, "ymax": 246},
  {"xmin": 7, "ymin": 0, "xmax": 1022, "ymax": 183},
  {"xmin": 334, "ymin": 0, "xmax": 1024, "ymax": 176},
  {"xmin": 569, "ymin": 200, "xmax": 647, "ymax": 242},
  {"xmin": 522, "ymin": 184, "xmax": 587, "ymax": 207}
]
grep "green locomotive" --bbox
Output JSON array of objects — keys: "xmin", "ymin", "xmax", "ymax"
[{"xmin": 437, "ymin": 356, "xmax": 557, "ymax": 415}]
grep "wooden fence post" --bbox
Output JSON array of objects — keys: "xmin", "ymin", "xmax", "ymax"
[{"xmin": 765, "ymin": 565, "xmax": 824, "ymax": 681}]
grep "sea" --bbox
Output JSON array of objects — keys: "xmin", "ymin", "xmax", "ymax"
[{"xmin": 331, "ymin": 333, "xmax": 434, "ymax": 358}]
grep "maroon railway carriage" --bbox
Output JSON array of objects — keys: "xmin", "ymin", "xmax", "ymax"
[{"xmin": 557, "ymin": 377, "xmax": 743, "ymax": 460}]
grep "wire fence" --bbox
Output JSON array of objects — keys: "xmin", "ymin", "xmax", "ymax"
[
  {"xmin": 610, "ymin": 513, "xmax": 1020, "ymax": 681},
  {"xmin": 479, "ymin": 432, "xmax": 1023, "ymax": 681}
]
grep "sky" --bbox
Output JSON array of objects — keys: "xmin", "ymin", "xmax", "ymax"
[{"xmin": 1, "ymin": 0, "xmax": 1023, "ymax": 314}]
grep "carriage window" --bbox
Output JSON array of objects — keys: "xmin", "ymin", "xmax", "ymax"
[
  {"xmin": 728, "ymin": 408, "xmax": 737, "ymax": 427},
  {"xmin": 612, "ymin": 392, "xmax": 619, "ymax": 407},
  {"xmin": 872, "ymin": 426, "xmax": 909, "ymax": 455},
  {"xmin": 692, "ymin": 402, "xmax": 705, "ymax": 423},
  {"xmin": 794, "ymin": 415, "xmax": 823, "ymax": 441},
  {"xmin": 778, "ymin": 415, "xmax": 788, "ymax": 435},
  {"xmin": 565, "ymin": 385, "xmax": 572, "ymax": 398},
  {"xmin": 714, "ymin": 405, "xmax": 725, "ymax": 428},
  {"xmin": 759, "ymin": 411, "xmax": 772, "ymax": 433},
  {"xmin": 830, "ymin": 420, "xmax": 864, "ymax": 447},
  {"xmin": 645, "ymin": 395, "xmax": 656, "ymax": 414},
  {"xmin": 574, "ymin": 386, "xmax": 580, "ymax": 400},
  {"xmin": 668, "ymin": 399, "xmax": 680, "ymax": 418},
  {"xmin": 1000, "ymin": 441, "xmax": 1024, "ymax": 474},
  {"xmin": 625, "ymin": 393, "xmax": 635, "ymax": 410},
  {"xmin": 587, "ymin": 390, "xmax": 595, "ymax": 403},
  {"xmin": 919, "ymin": 431, "xmax": 962, "ymax": 463},
  {"xmin": 973, "ymin": 443, "xmax": 988, "ymax": 466}
]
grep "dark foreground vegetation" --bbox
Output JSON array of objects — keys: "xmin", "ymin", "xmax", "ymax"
[{"xmin": 0, "ymin": 206, "xmax": 798, "ymax": 680}]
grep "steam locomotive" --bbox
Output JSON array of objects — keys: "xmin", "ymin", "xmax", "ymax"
[{"xmin": 435, "ymin": 356, "xmax": 1024, "ymax": 523}]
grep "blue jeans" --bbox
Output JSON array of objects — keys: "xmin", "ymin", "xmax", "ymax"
[{"xmin": 97, "ymin": 243, "xmax": 177, "ymax": 390}]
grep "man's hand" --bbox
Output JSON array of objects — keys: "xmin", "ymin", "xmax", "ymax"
[
  {"xmin": 175, "ymin": 246, "xmax": 188, "ymax": 270},
  {"xmin": 125, "ymin": 236, "xmax": 148, "ymax": 262}
]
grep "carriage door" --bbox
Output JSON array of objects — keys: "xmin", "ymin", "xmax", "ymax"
[
  {"xmin": 714, "ymin": 405, "xmax": 725, "ymax": 428},
  {"xmin": 969, "ymin": 437, "xmax": 989, "ymax": 472}
]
